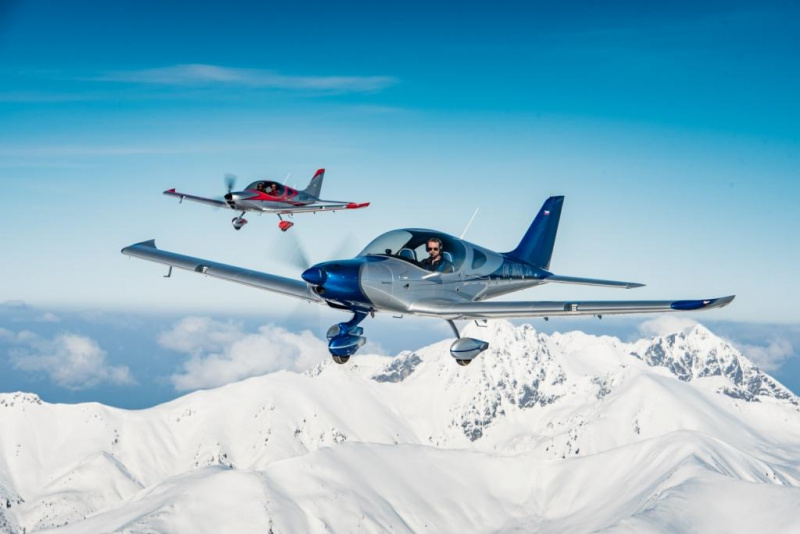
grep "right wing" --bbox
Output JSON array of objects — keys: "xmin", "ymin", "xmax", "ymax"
[
  {"xmin": 163, "ymin": 189, "xmax": 229, "ymax": 209},
  {"xmin": 121, "ymin": 240, "xmax": 322, "ymax": 303},
  {"xmin": 409, "ymin": 296, "xmax": 735, "ymax": 320},
  {"xmin": 544, "ymin": 274, "xmax": 645, "ymax": 289},
  {"xmin": 263, "ymin": 201, "xmax": 370, "ymax": 215}
]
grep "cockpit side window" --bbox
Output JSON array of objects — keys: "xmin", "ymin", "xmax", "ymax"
[{"xmin": 471, "ymin": 249, "xmax": 487, "ymax": 269}]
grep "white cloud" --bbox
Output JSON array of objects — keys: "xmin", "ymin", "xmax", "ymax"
[
  {"xmin": 735, "ymin": 338, "xmax": 795, "ymax": 373},
  {"xmin": 36, "ymin": 312, "xmax": 60, "ymax": 323},
  {"xmin": 638, "ymin": 315, "xmax": 699, "ymax": 337},
  {"xmin": 157, "ymin": 317, "xmax": 243, "ymax": 355},
  {"xmin": 1, "ymin": 300, "xmax": 27, "ymax": 309},
  {"xmin": 96, "ymin": 64, "xmax": 397, "ymax": 93},
  {"xmin": 160, "ymin": 318, "xmax": 327, "ymax": 391},
  {"xmin": 0, "ymin": 327, "xmax": 13, "ymax": 341},
  {"xmin": 9, "ymin": 333, "xmax": 135, "ymax": 390}
]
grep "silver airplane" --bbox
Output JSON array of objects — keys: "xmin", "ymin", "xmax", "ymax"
[
  {"xmin": 122, "ymin": 196, "xmax": 734, "ymax": 366},
  {"xmin": 164, "ymin": 168, "xmax": 370, "ymax": 232}
]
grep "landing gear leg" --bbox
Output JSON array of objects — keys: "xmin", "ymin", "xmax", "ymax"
[
  {"xmin": 327, "ymin": 310, "xmax": 369, "ymax": 364},
  {"xmin": 447, "ymin": 320, "xmax": 460, "ymax": 339}
]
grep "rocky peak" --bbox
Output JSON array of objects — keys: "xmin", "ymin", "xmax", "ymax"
[{"xmin": 632, "ymin": 325, "xmax": 796, "ymax": 404}]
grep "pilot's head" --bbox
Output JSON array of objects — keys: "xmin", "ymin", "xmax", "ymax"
[
  {"xmin": 257, "ymin": 183, "xmax": 265, "ymax": 191},
  {"xmin": 426, "ymin": 237, "xmax": 443, "ymax": 260}
]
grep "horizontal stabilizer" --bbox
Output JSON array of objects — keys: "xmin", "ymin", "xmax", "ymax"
[{"xmin": 545, "ymin": 274, "xmax": 645, "ymax": 289}]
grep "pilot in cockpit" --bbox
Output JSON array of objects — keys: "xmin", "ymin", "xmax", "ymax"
[
  {"xmin": 419, "ymin": 237, "xmax": 455, "ymax": 273},
  {"xmin": 256, "ymin": 182, "xmax": 266, "ymax": 192},
  {"xmin": 266, "ymin": 183, "xmax": 279, "ymax": 196}
]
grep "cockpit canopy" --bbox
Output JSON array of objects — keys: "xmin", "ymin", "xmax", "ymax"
[
  {"xmin": 358, "ymin": 229, "xmax": 466, "ymax": 270},
  {"xmin": 246, "ymin": 181, "xmax": 284, "ymax": 196}
]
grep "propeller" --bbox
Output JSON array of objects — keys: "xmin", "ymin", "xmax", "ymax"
[
  {"xmin": 269, "ymin": 230, "xmax": 360, "ymax": 339},
  {"xmin": 224, "ymin": 173, "xmax": 237, "ymax": 194},
  {"xmin": 279, "ymin": 230, "xmax": 313, "ymax": 272},
  {"xmin": 224, "ymin": 174, "xmax": 237, "ymax": 208}
]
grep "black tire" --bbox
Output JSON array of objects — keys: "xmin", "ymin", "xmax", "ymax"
[
  {"xmin": 332, "ymin": 355, "xmax": 350, "ymax": 365},
  {"xmin": 456, "ymin": 359, "xmax": 472, "ymax": 367}
]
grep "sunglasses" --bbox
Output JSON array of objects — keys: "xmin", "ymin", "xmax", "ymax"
[{"xmin": 426, "ymin": 246, "xmax": 440, "ymax": 251}]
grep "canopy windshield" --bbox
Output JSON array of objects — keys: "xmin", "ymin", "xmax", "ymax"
[
  {"xmin": 358, "ymin": 229, "xmax": 466, "ymax": 271},
  {"xmin": 246, "ymin": 181, "xmax": 284, "ymax": 195}
]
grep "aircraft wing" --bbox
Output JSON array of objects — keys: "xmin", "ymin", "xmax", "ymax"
[
  {"xmin": 408, "ymin": 295, "xmax": 735, "ymax": 320},
  {"xmin": 164, "ymin": 189, "xmax": 229, "ymax": 208},
  {"xmin": 262, "ymin": 201, "xmax": 370, "ymax": 215},
  {"xmin": 121, "ymin": 240, "xmax": 322, "ymax": 303},
  {"xmin": 544, "ymin": 274, "xmax": 645, "ymax": 289}
]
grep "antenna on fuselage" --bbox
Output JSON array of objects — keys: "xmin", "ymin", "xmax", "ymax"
[{"xmin": 460, "ymin": 208, "xmax": 480, "ymax": 239}]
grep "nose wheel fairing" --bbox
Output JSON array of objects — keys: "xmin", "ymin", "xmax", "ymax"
[
  {"xmin": 232, "ymin": 214, "xmax": 248, "ymax": 230},
  {"xmin": 327, "ymin": 310, "xmax": 369, "ymax": 361}
]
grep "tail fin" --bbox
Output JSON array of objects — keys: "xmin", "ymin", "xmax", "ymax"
[
  {"xmin": 302, "ymin": 168, "xmax": 325, "ymax": 198},
  {"xmin": 506, "ymin": 196, "xmax": 564, "ymax": 269}
]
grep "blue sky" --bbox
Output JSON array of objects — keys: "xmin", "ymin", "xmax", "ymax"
[{"xmin": 0, "ymin": 0, "xmax": 798, "ymax": 406}]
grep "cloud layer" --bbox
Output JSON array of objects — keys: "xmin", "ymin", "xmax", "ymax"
[
  {"xmin": 96, "ymin": 64, "xmax": 397, "ymax": 93},
  {"xmin": 8, "ymin": 332, "xmax": 135, "ymax": 390},
  {"xmin": 638, "ymin": 316, "xmax": 699, "ymax": 337},
  {"xmin": 734, "ymin": 337, "xmax": 795, "ymax": 373},
  {"xmin": 159, "ymin": 317, "xmax": 327, "ymax": 391}
]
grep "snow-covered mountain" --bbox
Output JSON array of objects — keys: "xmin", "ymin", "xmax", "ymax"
[{"xmin": 1, "ymin": 321, "xmax": 800, "ymax": 533}]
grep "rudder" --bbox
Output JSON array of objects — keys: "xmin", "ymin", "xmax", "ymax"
[
  {"xmin": 302, "ymin": 168, "xmax": 325, "ymax": 198},
  {"xmin": 506, "ymin": 196, "xmax": 564, "ymax": 269}
]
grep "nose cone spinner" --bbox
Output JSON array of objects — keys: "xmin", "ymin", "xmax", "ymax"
[{"xmin": 301, "ymin": 266, "xmax": 328, "ymax": 286}]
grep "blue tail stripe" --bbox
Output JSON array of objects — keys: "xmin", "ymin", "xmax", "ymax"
[{"xmin": 507, "ymin": 196, "xmax": 564, "ymax": 269}]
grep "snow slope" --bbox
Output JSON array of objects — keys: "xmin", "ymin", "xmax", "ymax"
[{"xmin": 1, "ymin": 321, "xmax": 799, "ymax": 533}]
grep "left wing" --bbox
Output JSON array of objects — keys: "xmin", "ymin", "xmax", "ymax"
[
  {"xmin": 409, "ymin": 296, "xmax": 735, "ymax": 320},
  {"xmin": 163, "ymin": 189, "xmax": 230, "ymax": 208},
  {"xmin": 121, "ymin": 240, "xmax": 323, "ymax": 303},
  {"xmin": 263, "ymin": 201, "xmax": 370, "ymax": 215}
]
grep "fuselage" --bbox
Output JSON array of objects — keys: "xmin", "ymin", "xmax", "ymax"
[
  {"xmin": 302, "ymin": 228, "xmax": 553, "ymax": 315},
  {"xmin": 226, "ymin": 181, "xmax": 316, "ymax": 211}
]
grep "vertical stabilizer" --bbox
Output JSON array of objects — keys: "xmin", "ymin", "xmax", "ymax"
[
  {"xmin": 506, "ymin": 196, "xmax": 564, "ymax": 269},
  {"xmin": 302, "ymin": 168, "xmax": 325, "ymax": 198}
]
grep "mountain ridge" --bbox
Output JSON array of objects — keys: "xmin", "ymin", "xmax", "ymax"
[{"xmin": 1, "ymin": 321, "xmax": 799, "ymax": 533}]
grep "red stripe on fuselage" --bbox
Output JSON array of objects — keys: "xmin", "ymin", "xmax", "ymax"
[{"xmin": 243, "ymin": 189, "xmax": 307, "ymax": 206}]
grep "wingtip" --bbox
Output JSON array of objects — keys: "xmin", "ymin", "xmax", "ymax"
[
  {"xmin": 627, "ymin": 282, "xmax": 646, "ymax": 289},
  {"xmin": 163, "ymin": 188, "xmax": 176, "ymax": 194},
  {"xmin": 121, "ymin": 239, "xmax": 157, "ymax": 255},
  {"xmin": 671, "ymin": 295, "xmax": 736, "ymax": 311},
  {"xmin": 718, "ymin": 295, "xmax": 736, "ymax": 306}
]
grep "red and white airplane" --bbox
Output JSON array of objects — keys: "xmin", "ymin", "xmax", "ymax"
[{"xmin": 164, "ymin": 169, "xmax": 370, "ymax": 231}]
